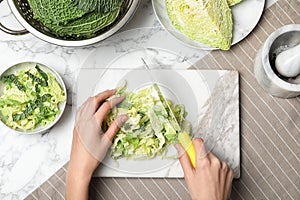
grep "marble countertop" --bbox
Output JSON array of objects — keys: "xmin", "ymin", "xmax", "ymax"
[{"xmin": 0, "ymin": 0, "xmax": 277, "ymax": 199}]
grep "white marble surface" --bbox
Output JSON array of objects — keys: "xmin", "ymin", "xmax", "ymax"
[{"xmin": 0, "ymin": 0, "xmax": 277, "ymax": 199}]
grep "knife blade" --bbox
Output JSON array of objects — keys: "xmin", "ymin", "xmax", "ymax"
[{"xmin": 153, "ymin": 83, "xmax": 196, "ymax": 168}]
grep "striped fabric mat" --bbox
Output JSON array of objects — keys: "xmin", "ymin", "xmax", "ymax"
[{"xmin": 26, "ymin": 0, "xmax": 300, "ymax": 199}]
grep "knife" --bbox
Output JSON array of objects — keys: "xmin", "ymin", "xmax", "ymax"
[
  {"xmin": 141, "ymin": 58, "xmax": 196, "ymax": 168},
  {"xmin": 153, "ymin": 83, "xmax": 196, "ymax": 168}
]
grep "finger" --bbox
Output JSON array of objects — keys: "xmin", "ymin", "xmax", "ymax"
[
  {"xmin": 207, "ymin": 152, "xmax": 222, "ymax": 170},
  {"xmin": 207, "ymin": 151, "xmax": 219, "ymax": 161},
  {"xmin": 220, "ymin": 161, "xmax": 229, "ymax": 192},
  {"xmin": 105, "ymin": 115, "xmax": 128, "ymax": 141},
  {"xmin": 192, "ymin": 138, "xmax": 208, "ymax": 167},
  {"xmin": 221, "ymin": 161, "xmax": 229, "ymax": 172},
  {"xmin": 175, "ymin": 143, "xmax": 194, "ymax": 177},
  {"xmin": 210, "ymin": 153, "xmax": 228, "ymax": 175},
  {"xmin": 93, "ymin": 89, "xmax": 116, "ymax": 111},
  {"xmin": 225, "ymin": 168, "xmax": 234, "ymax": 200},
  {"xmin": 94, "ymin": 96, "xmax": 125, "ymax": 125},
  {"xmin": 193, "ymin": 138, "xmax": 211, "ymax": 171}
]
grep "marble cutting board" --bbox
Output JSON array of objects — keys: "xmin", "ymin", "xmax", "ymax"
[
  {"xmin": 73, "ymin": 29, "xmax": 240, "ymax": 178},
  {"xmin": 75, "ymin": 68, "xmax": 240, "ymax": 178}
]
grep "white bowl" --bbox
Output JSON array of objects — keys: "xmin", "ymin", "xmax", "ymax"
[{"xmin": 0, "ymin": 62, "xmax": 67, "ymax": 134}]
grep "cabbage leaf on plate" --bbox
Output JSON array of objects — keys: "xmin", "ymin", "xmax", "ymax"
[
  {"xmin": 166, "ymin": 0, "xmax": 233, "ymax": 50},
  {"xmin": 227, "ymin": 0, "xmax": 242, "ymax": 7}
]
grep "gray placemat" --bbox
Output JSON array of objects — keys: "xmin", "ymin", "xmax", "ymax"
[{"xmin": 26, "ymin": 0, "xmax": 300, "ymax": 199}]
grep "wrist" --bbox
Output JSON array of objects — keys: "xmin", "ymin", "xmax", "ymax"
[
  {"xmin": 67, "ymin": 159, "xmax": 96, "ymax": 180},
  {"xmin": 66, "ymin": 169, "xmax": 91, "ymax": 186},
  {"xmin": 66, "ymin": 164, "xmax": 92, "ymax": 200}
]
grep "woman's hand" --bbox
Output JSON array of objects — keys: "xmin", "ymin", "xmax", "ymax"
[
  {"xmin": 66, "ymin": 89, "xmax": 127, "ymax": 200},
  {"xmin": 176, "ymin": 138, "xmax": 234, "ymax": 200}
]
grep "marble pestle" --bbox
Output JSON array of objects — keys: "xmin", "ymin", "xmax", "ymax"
[{"xmin": 275, "ymin": 43, "xmax": 300, "ymax": 83}]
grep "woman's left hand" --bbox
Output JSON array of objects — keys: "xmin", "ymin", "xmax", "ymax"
[{"xmin": 66, "ymin": 89, "xmax": 128, "ymax": 200}]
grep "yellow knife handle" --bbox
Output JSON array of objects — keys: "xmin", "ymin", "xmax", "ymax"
[{"xmin": 178, "ymin": 132, "xmax": 196, "ymax": 168}]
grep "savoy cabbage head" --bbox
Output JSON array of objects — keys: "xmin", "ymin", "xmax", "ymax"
[{"xmin": 27, "ymin": 0, "xmax": 124, "ymax": 38}]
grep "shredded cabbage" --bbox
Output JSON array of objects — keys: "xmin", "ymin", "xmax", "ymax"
[
  {"xmin": 0, "ymin": 65, "xmax": 66, "ymax": 131},
  {"xmin": 104, "ymin": 81, "xmax": 190, "ymax": 160}
]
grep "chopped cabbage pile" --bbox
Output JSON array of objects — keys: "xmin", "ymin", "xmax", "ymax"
[
  {"xmin": 0, "ymin": 65, "xmax": 66, "ymax": 131},
  {"xmin": 104, "ymin": 82, "xmax": 191, "ymax": 160}
]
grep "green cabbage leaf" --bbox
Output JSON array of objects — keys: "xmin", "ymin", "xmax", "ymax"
[
  {"xmin": 227, "ymin": 0, "xmax": 242, "ymax": 7},
  {"xmin": 74, "ymin": 0, "xmax": 124, "ymax": 13},
  {"xmin": 166, "ymin": 0, "xmax": 233, "ymax": 50},
  {"xmin": 27, "ymin": 0, "xmax": 124, "ymax": 38}
]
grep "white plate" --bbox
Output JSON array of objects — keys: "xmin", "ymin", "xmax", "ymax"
[
  {"xmin": 77, "ymin": 45, "xmax": 239, "ymax": 178},
  {"xmin": 0, "ymin": 62, "xmax": 67, "ymax": 134},
  {"xmin": 76, "ymin": 48, "xmax": 212, "ymax": 176},
  {"xmin": 93, "ymin": 69, "xmax": 210, "ymax": 174},
  {"xmin": 152, "ymin": 0, "xmax": 265, "ymax": 50}
]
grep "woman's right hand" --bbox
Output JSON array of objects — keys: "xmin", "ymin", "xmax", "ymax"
[{"xmin": 176, "ymin": 138, "xmax": 234, "ymax": 200}]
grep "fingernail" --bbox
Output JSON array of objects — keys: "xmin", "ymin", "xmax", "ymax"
[
  {"xmin": 114, "ymin": 115, "xmax": 128, "ymax": 128},
  {"xmin": 120, "ymin": 115, "xmax": 128, "ymax": 123},
  {"xmin": 118, "ymin": 96, "xmax": 125, "ymax": 101},
  {"xmin": 111, "ymin": 89, "xmax": 116, "ymax": 93},
  {"xmin": 110, "ymin": 95, "xmax": 124, "ymax": 101}
]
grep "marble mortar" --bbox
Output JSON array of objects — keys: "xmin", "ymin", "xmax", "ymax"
[{"xmin": 254, "ymin": 24, "xmax": 300, "ymax": 98}]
